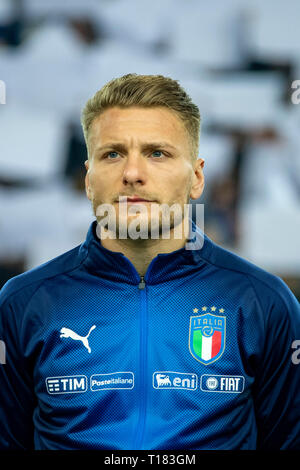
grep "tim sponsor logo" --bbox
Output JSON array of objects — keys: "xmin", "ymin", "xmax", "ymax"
[
  {"xmin": 46, "ymin": 375, "xmax": 87, "ymax": 394},
  {"xmin": 153, "ymin": 371, "xmax": 197, "ymax": 390},
  {"xmin": 200, "ymin": 374, "xmax": 245, "ymax": 393}
]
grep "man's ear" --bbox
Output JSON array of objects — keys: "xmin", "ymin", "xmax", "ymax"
[
  {"xmin": 190, "ymin": 158, "xmax": 205, "ymax": 200},
  {"xmin": 84, "ymin": 159, "xmax": 92, "ymax": 201}
]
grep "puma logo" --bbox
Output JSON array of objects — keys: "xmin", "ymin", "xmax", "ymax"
[{"xmin": 60, "ymin": 325, "xmax": 96, "ymax": 353}]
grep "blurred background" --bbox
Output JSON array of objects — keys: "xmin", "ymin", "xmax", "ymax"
[{"xmin": 0, "ymin": 0, "xmax": 299, "ymax": 300}]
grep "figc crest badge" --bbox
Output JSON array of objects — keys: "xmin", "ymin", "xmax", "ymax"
[{"xmin": 189, "ymin": 308, "xmax": 226, "ymax": 365}]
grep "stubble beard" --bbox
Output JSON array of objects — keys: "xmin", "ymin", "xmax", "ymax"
[{"xmin": 92, "ymin": 197, "xmax": 190, "ymax": 240}]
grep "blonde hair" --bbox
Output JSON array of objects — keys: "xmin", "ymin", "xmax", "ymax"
[{"xmin": 81, "ymin": 73, "xmax": 201, "ymax": 160}]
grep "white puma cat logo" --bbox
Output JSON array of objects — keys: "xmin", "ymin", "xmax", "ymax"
[{"xmin": 59, "ymin": 325, "xmax": 96, "ymax": 353}]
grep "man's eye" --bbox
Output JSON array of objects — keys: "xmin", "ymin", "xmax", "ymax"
[
  {"xmin": 106, "ymin": 151, "xmax": 119, "ymax": 159},
  {"xmin": 151, "ymin": 150, "xmax": 164, "ymax": 158}
]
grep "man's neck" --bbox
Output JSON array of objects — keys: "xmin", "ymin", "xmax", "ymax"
[{"xmin": 100, "ymin": 221, "xmax": 189, "ymax": 276}]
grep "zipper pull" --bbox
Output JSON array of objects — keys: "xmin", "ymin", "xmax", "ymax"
[{"xmin": 138, "ymin": 275, "xmax": 146, "ymax": 290}]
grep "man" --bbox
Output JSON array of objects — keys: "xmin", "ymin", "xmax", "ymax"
[{"xmin": 0, "ymin": 74, "xmax": 299, "ymax": 450}]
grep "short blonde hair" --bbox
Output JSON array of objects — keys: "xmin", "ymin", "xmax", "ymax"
[{"xmin": 81, "ymin": 73, "xmax": 201, "ymax": 160}]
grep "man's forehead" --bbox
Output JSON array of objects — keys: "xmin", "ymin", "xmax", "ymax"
[{"xmin": 89, "ymin": 106, "xmax": 188, "ymax": 147}]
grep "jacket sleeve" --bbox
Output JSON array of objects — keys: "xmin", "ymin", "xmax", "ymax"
[
  {"xmin": 251, "ymin": 277, "xmax": 300, "ymax": 449},
  {"xmin": 0, "ymin": 292, "xmax": 36, "ymax": 449}
]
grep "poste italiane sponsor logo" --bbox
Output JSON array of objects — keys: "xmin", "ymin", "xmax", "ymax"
[{"xmin": 90, "ymin": 372, "xmax": 134, "ymax": 391}]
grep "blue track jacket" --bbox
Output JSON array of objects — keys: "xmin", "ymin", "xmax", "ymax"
[{"xmin": 0, "ymin": 219, "xmax": 300, "ymax": 450}]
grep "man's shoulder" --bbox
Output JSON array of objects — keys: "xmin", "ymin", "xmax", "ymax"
[
  {"xmin": 202, "ymin": 234, "xmax": 298, "ymax": 309},
  {"xmin": 0, "ymin": 244, "xmax": 85, "ymax": 307}
]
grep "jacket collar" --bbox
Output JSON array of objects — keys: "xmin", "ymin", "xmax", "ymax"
[{"xmin": 79, "ymin": 218, "xmax": 210, "ymax": 285}]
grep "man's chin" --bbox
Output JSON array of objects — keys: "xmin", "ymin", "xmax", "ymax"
[
  {"xmin": 96, "ymin": 215, "xmax": 187, "ymax": 241},
  {"xmin": 93, "ymin": 200, "xmax": 190, "ymax": 240}
]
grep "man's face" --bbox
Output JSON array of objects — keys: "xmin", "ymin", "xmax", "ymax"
[{"xmin": 85, "ymin": 106, "xmax": 204, "ymax": 238}]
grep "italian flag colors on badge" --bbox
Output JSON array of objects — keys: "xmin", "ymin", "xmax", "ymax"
[
  {"xmin": 189, "ymin": 313, "xmax": 226, "ymax": 365},
  {"xmin": 193, "ymin": 329, "xmax": 222, "ymax": 361}
]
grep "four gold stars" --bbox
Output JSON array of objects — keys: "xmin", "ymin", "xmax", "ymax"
[{"xmin": 193, "ymin": 306, "xmax": 225, "ymax": 314}]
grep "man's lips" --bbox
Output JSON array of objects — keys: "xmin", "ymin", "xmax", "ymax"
[{"xmin": 117, "ymin": 196, "xmax": 156, "ymax": 203}]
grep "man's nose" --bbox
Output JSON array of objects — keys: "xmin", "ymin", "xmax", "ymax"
[{"xmin": 122, "ymin": 153, "xmax": 147, "ymax": 185}]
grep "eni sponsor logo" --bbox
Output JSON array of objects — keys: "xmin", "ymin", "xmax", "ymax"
[{"xmin": 153, "ymin": 371, "xmax": 197, "ymax": 390}]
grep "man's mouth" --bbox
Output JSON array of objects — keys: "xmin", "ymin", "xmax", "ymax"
[{"xmin": 117, "ymin": 196, "xmax": 155, "ymax": 204}]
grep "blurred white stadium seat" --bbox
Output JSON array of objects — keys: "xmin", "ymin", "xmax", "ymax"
[
  {"xmin": 0, "ymin": 104, "xmax": 67, "ymax": 180},
  {"xmin": 0, "ymin": 0, "xmax": 13, "ymax": 20},
  {"xmin": 240, "ymin": 139, "xmax": 300, "ymax": 207},
  {"xmin": 0, "ymin": 181, "xmax": 92, "ymax": 267},
  {"xmin": 1, "ymin": 22, "xmax": 86, "ymax": 117},
  {"xmin": 197, "ymin": 133, "xmax": 235, "ymax": 185},
  {"xmin": 24, "ymin": 0, "xmax": 101, "ymax": 19},
  {"xmin": 175, "ymin": 72, "xmax": 287, "ymax": 130},
  {"xmin": 239, "ymin": 206, "xmax": 300, "ymax": 275},
  {"xmin": 175, "ymin": 76, "xmax": 216, "ymax": 127},
  {"xmin": 238, "ymin": 135, "xmax": 300, "ymax": 274},
  {"xmin": 24, "ymin": 0, "xmax": 174, "ymax": 50},
  {"xmin": 243, "ymin": 0, "xmax": 300, "ymax": 61},
  {"xmin": 167, "ymin": 0, "xmax": 246, "ymax": 69},
  {"xmin": 0, "ymin": 187, "xmax": 29, "ymax": 260},
  {"xmin": 204, "ymin": 72, "xmax": 287, "ymax": 129},
  {"xmin": 88, "ymin": 0, "xmax": 173, "ymax": 49},
  {"xmin": 24, "ymin": 183, "xmax": 93, "ymax": 270},
  {"xmin": 22, "ymin": 20, "xmax": 85, "ymax": 59}
]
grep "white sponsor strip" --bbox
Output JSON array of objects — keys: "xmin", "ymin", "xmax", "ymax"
[
  {"xmin": 45, "ymin": 375, "xmax": 87, "ymax": 394},
  {"xmin": 153, "ymin": 371, "xmax": 198, "ymax": 390},
  {"xmin": 90, "ymin": 372, "xmax": 134, "ymax": 391},
  {"xmin": 200, "ymin": 375, "xmax": 245, "ymax": 393}
]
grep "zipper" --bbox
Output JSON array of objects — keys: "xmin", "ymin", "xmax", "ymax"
[
  {"xmin": 133, "ymin": 275, "xmax": 148, "ymax": 449},
  {"xmin": 138, "ymin": 275, "xmax": 146, "ymax": 290}
]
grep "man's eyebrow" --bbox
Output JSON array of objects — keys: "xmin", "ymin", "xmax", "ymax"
[
  {"xmin": 94, "ymin": 143, "xmax": 127, "ymax": 154},
  {"xmin": 94, "ymin": 142, "xmax": 177, "ymax": 153},
  {"xmin": 141, "ymin": 142, "xmax": 177, "ymax": 151}
]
